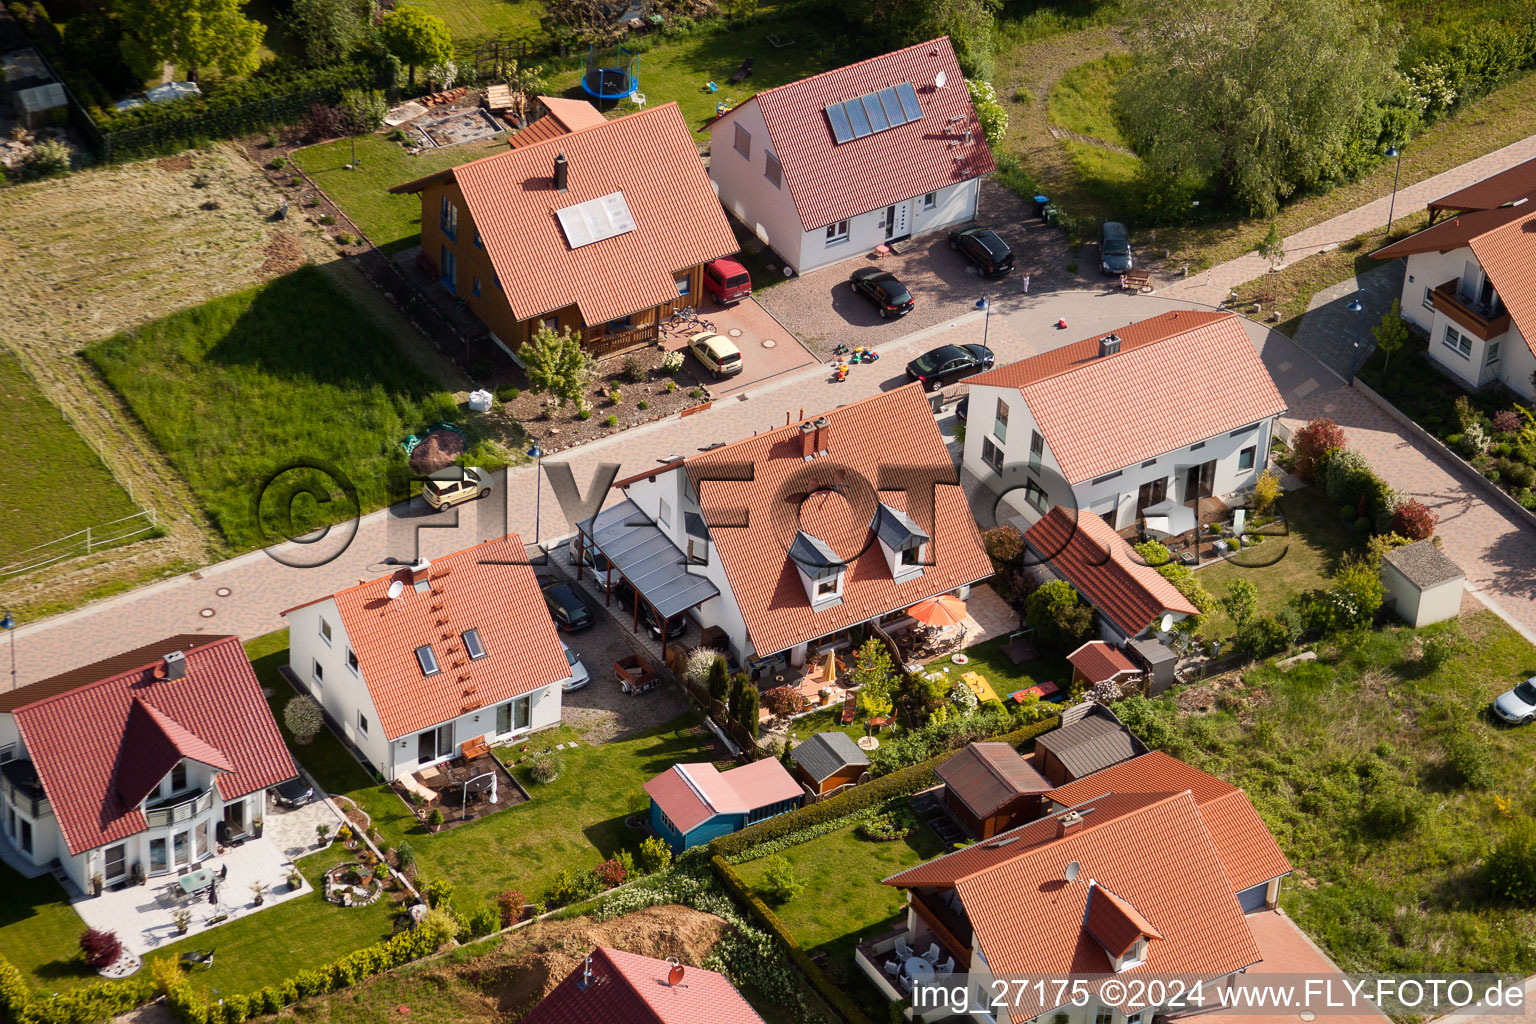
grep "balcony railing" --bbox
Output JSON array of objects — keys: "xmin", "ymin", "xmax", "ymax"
[
  {"xmin": 1432, "ymin": 280, "xmax": 1511, "ymax": 341},
  {"xmin": 4, "ymin": 783, "xmax": 48, "ymax": 820},
  {"xmin": 144, "ymin": 789, "xmax": 214, "ymax": 828},
  {"xmin": 586, "ymin": 322, "xmax": 659, "ymax": 359}
]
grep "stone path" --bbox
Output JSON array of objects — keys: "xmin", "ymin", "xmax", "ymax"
[{"xmin": 1161, "ymin": 133, "xmax": 1536, "ymax": 306}]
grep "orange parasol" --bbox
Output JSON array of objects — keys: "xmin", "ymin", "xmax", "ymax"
[{"xmin": 907, "ymin": 594, "xmax": 968, "ymax": 628}]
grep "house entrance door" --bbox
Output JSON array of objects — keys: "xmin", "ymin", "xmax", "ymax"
[
  {"xmin": 104, "ymin": 843, "xmax": 126, "ymax": 884},
  {"xmin": 883, "ymin": 202, "xmax": 911, "ymax": 241},
  {"xmin": 1183, "ymin": 461, "xmax": 1216, "ymax": 501}
]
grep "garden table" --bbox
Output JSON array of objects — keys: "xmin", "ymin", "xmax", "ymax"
[{"xmin": 178, "ymin": 868, "xmax": 213, "ymax": 898}]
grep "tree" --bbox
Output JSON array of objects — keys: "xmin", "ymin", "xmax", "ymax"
[
  {"xmin": 727, "ymin": 674, "xmax": 744, "ymax": 725},
  {"xmin": 1222, "ymin": 579, "xmax": 1259, "ymax": 628},
  {"xmin": 760, "ymin": 855, "xmax": 804, "ymax": 903},
  {"xmin": 380, "ymin": 5, "xmax": 451, "ymax": 90},
  {"xmin": 707, "ymin": 657, "xmax": 730, "ymax": 702},
  {"xmin": 521, "ymin": 323, "xmax": 597, "ymax": 413},
  {"xmin": 340, "ymin": 88, "xmax": 388, "ymax": 134},
  {"xmin": 1024, "ymin": 580, "xmax": 1095, "ymax": 653},
  {"xmin": 1291, "ymin": 417, "xmax": 1346, "ymax": 483},
  {"xmin": 1252, "ymin": 469, "xmax": 1282, "ymax": 516},
  {"xmin": 1256, "ymin": 222, "xmax": 1284, "ymax": 264},
  {"xmin": 283, "ymin": 694, "xmax": 323, "ymax": 743},
  {"xmin": 1117, "ymin": 0, "xmax": 1395, "ymax": 216},
  {"xmin": 1392, "ymin": 498, "xmax": 1437, "ymax": 540},
  {"xmin": 286, "ymin": 0, "xmax": 371, "ymax": 66},
  {"xmin": 79, "ymin": 929, "xmax": 122, "ymax": 970},
  {"xmin": 737, "ymin": 682, "xmax": 760, "ymax": 739},
  {"xmin": 833, "ymin": 0, "xmax": 997, "ymax": 79},
  {"xmin": 116, "ymin": 0, "xmax": 265, "ymax": 82},
  {"xmin": 1372, "ymin": 298, "xmax": 1410, "ymax": 375},
  {"xmin": 849, "ymin": 639, "xmax": 896, "ymax": 722},
  {"xmin": 1233, "ymin": 614, "xmax": 1294, "ymax": 658},
  {"xmin": 966, "ymin": 79, "xmax": 1008, "ymax": 149}
]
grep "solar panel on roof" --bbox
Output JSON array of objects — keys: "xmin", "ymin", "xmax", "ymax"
[
  {"xmin": 844, "ymin": 97, "xmax": 872, "ymax": 138},
  {"xmin": 896, "ymin": 81, "xmax": 922, "ymax": 121},
  {"xmin": 877, "ymin": 87, "xmax": 906, "ymax": 125},
  {"xmin": 861, "ymin": 93, "xmax": 889, "ymax": 132},
  {"xmin": 825, "ymin": 102, "xmax": 853, "ymax": 143},
  {"xmin": 555, "ymin": 190, "xmax": 637, "ymax": 249}
]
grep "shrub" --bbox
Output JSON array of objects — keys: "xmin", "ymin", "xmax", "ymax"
[
  {"xmin": 857, "ymin": 804, "xmax": 919, "ymax": 841},
  {"xmin": 708, "ymin": 656, "xmax": 731, "ymax": 701},
  {"xmin": 1322, "ymin": 448, "xmax": 1374, "ymax": 507},
  {"xmin": 1233, "ymin": 614, "xmax": 1294, "ymax": 659},
  {"xmin": 1222, "ymin": 579, "xmax": 1259, "ymax": 627},
  {"xmin": 418, "ymin": 907, "xmax": 460, "ymax": 949},
  {"xmin": 466, "ymin": 905, "xmax": 499, "ymax": 938},
  {"xmin": 762, "ymin": 685, "xmax": 807, "ymax": 717},
  {"xmin": 79, "ymin": 928, "xmax": 122, "ymax": 969},
  {"xmin": 638, "ymin": 400, "xmax": 649, "ymax": 410},
  {"xmin": 20, "ymin": 138, "xmax": 72, "ymax": 179},
  {"xmin": 982, "ymin": 525, "xmax": 1025, "ymax": 565},
  {"xmin": 604, "ymin": 414, "xmax": 618, "ymax": 427},
  {"xmin": 495, "ymin": 386, "xmax": 520, "ymax": 402},
  {"xmin": 622, "ymin": 355, "xmax": 646, "ymax": 382},
  {"xmin": 1392, "ymin": 499, "xmax": 1437, "ymax": 540},
  {"xmin": 1252, "ymin": 468, "xmax": 1281, "ymax": 515},
  {"xmin": 319, "ymin": 214, "xmax": 336, "ymax": 226},
  {"xmin": 759, "ymin": 855, "xmax": 803, "ymax": 903},
  {"xmin": 1419, "ymin": 628, "xmax": 1458, "ymax": 671},
  {"xmin": 528, "ymin": 747, "xmax": 562, "ymax": 783},
  {"xmin": 1025, "ymin": 579, "xmax": 1095, "ymax": 653},
  {"xmin": 427, "ymin": 808, "xmax": 444, "ymax": 829},
  {"xmin": 1494, "ymin": 409, "xmax": 1521, "ymax": 436},
  {"xmin": 339, "ymin": 87, "xmax": 387, "ymax": 133},
  {"xmin": 267, "ymin": 155, "xmax": 287, "ymax": 170},
  {"xmin": 592, "ymin": 858, "xmax": 627, "ymax": 889},
  {"xmin": 283, "ymin": 695, "xmax": 323, "ymax": 742},
  {"xmin": 394, "ymin": 840, "xmax": 416, "ymax": 872},
  {"xmin": 1360, "ymin": 784, "xmax": 1422, "ymax": 837},
  {"xmin": 637, "ymin": 836, "xmax": 672, "ymax": 874},
  {"xmin": 608, "ymin": 388, "xmax": 623, "ymax": 404},
  {"xmin": 498, "ymin": 889, "xmax": 523, "ymax": 928},
  {"xmin": 685, "ymin": 647, "xmax": 721, "ymax": 687},
  {"xmin": 1292, "ymin": 417, "xmax": 1346, "ymax": 482},
  {"xmin": 421, "ymin": 877, "xmax": 454, "ymax": 908},
  {"xmin": 1486, "ymin": 822, "xmax": 1536, "ymax": 904},
  {"xmin": 661, "ymin": 350, "xmax": 684, "ymax": 374},
  {"xmin": 546, "ymin": 867, "xmax": 602, "ymax": 907},
  {"xmin": 1443, "ymin": 729, "xmax": 1495, "ymax": 789}
]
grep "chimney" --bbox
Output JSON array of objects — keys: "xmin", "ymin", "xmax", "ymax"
[
  {"xmin": 554, "ymin": 152, "xmax": 568, "ymax": 193},
  {"xmin": 410, "ymin": 558, "xmax": 432, "ymax": 586},
  {"xmin": 161, "ymin": 650, "xmax": 187, "ymax": 681},
  {"xmin": 1056, "ymin": 811, "xmax": 1085, "ymax": 838},
  {"xmin": 799, "ymin": 420, "xmax": 816, "ymax": 458},
  {"xmin": 1098, "ymin": 332, "xmax": 1122, "ymax": 358},
  {"xmin": 813, "ymin": 415, "xmax": 830, "ymax": 454}
]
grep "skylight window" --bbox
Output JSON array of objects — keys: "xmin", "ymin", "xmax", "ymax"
[
  {"xmin": 415, "ymin": 644, "xmax": 440, "ymax": 677},
  {"xmin": 556, "ymin": 190, "xmax": 637, "ymax": 249},
  {"xmin": 823, "ymin": 82, "xmax": 923, "ymax": 145},
  {"xmin": 462, "ymin": 628, "xmax": 486, "ymax": 660}
]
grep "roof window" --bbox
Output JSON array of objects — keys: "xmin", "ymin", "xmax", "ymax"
[
  {"xmin": 415, "ymin": 644, "xmax": 441, "ymax": 677},
  {"xmin": 462, "ymin": 629, "xmax": 487, "ymax": 660}
]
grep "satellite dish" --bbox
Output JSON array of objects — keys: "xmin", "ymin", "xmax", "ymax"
[
  {"xmin": 935, "ymin": 70, "xmax": 947, "ymax": 89},
  {"xmin": 667, "ymin": 962, "xmax": 685, "ymax": 986},
  {"xmin": 387, "ymin": 579, "xmax": 404, "ymax": 600},
  {"xmin": 1160, "ymin": 613, "xmax": 1174, "ymax": 632},
  {"xmin": 1064, "ymin": 861, "xmax": 1080, "ymax": 883}
]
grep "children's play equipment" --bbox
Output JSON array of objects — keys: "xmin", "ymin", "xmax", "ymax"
[{"xmin": 581, "ymin": 44, "xmax": 639, "ymax": 105}]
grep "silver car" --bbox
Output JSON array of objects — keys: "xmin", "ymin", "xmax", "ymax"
[
  {"xmin": 1493, "ymin": 676, "xmax": 1536, "ymax": 724},
  {"xmin": 561, "ymin": 640, "xmax": 591, "ymax": 691}
]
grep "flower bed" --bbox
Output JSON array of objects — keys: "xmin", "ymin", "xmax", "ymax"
[{"xmin": 322, "ymin": 863, "xmax": 385, "ymax": 907}]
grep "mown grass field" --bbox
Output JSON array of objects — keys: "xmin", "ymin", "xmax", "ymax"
[
  {"xmin": 414, "ymin": 0, "xmax": 546, "ymax": 49},
  {"xmin": 0, "ymin": 350, "xmax": 141, "ymax": 566},
  {"xmin": 86, "ymin": 267, "xmax": 462, "ymax": 552}
]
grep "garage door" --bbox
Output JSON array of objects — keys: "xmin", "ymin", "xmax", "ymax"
[{"xmin": 1237, "ymin": 883, "xmax": 1269, "ymax": 912}]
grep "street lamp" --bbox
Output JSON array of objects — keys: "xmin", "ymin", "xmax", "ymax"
[
  {"xmin": 1384, "ymin": 144, "xmax": 1404, "ymax": 236},
  {"xmin": 975, "ymin": 296, "xmax": 991, "ymax": 351},
  {"xmin": 526, "ymin": 445, "xmax": 545, "ymax": 547},
  {"xmin": 1, "ymin": 611, "xmax": 14, "ymax": 688},
  {"xmin": 1346, "ymin": 296, "xmax": 1364, "ymax": 385}
]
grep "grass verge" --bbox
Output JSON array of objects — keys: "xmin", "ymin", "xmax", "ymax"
[{"xmin": 1046, "ymin": 53, "xmax": 1132, "ymax": 148}]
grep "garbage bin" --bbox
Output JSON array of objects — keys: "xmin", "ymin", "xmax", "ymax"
[
  {"xmin": 1033, "ymin": 195, "xmax": 1050, "ymax": 218},
  {"xmin": 1044, "ymin": 204, "xmax": 1059, "ymax": 226}
]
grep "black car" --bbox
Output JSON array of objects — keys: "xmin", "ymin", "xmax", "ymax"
[
  {"xmin": 955, "ymin": 395, "xmax": 969, "ymax": 422},
  {"xmin": 613, "ymin": 580, "xmax": 688, "ymax": 640},
  {"xmin": 541, "ymin": 580, "xmax": 595, "ymax": 631},
  {"xmin": 905, "ymin": 343, "xmax": 995, "ymax": 391},
  {"xmin": 1099, "ymin": 220, "xmax": 1133, "ymax": 275},
  {"xmin": 849, "ymin": 267, "xmax": 915, "ymax": 319},
  {"xmin": 270, "ymin": 774, "xmax": 313, "ymax": 809},
  {"xmin": 948, "ymin": 227, "xmax": 1014, "ymax": 277}
]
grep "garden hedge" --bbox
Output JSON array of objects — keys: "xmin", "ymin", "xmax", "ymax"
[
  {"xmin": 0, "ymin": 955, "xmax": 156, "ymax": 1024},
  {"xmin": 712, "ymin": 855, "xmax": 875, "ymax": 1024}
]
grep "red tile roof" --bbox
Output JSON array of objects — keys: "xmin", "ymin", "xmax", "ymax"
[
  {"xmin": 0, "ymin": 635, "xmax": 213, "ymax": 712},
  {"xmin": 1085, "ymin": 883, "xmax": 1163, "ymax": 958},
  {"xmin": 679, "ymin": 384, "xmax": 993, "ymax": 659},
  {"xmin": 286, "ymin": 535, "xmax": 570, "ymax": 742},
  {"xmin": 1426, "ymin": 155, "xmax": 1536, "ymax": 214},
  {"xmin": 10, "ymin": 636, "xmax": 294, "ymax": 856},
  {"xmin": 644, "ymin": 759, "xmax": 801, "ymax": 833},
  {"xmin": 885, "ymin": 794, "xmax": 1263, "ymax": 1023},
  {"xmin": 1024, "ymin": 509, "xmax": 1198, "ymax": 637},
  {"xmin": 970, "ymin": 311, "xmax": 1286, "ymax": 484},
  {"xmin": 725, "ymin": 37, "xmax": 995, "ymax": 232},
  {"xmin": 1067, "ymin": 641, "xmax": 1139, "ymax": 684},
  {"xmin": 391, "ymin": 104, "xmax": 736, "ymax": 326},
  {"xmin": 510, "ymin": 97, "xmax": 609, "ymax": 149},
  {"xmin": 523, "ymin": 946, "xmax": 765, "ymax": 1024},
  {"xmin": 1047, "ymin": 751, "xmax": 1292, "ymax": 892}
]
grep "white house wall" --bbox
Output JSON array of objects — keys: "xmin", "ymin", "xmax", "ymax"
[
  {"xmin": 380, "ymin": 684, "xmax": 561, "ymax": 781},
  {"xmin": 286, "ymin": 599, "xmax": 390, "ymax": 776},
  {"xmin": 1399, "ymin": 249, "xmax": 1535, "ymax": 398},
  {"xmin": 708, "ymin": 102, "xmax": 805, "ymax": 274},
  {"xmin": 1505, "ymin": 334, "xmax": 1536, "ymax": 400},
  {"xmin": 792, "ymin": 179, "xmax": 979, "ymax": 276}
]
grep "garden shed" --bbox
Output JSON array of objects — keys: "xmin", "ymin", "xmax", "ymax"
[
  {"xmin": 15, "ymin": 81, "xmax": 65, "ymax": 128},
  {"xmin": 1380, "ymin": 540, "xmax": 1465, "ymax": 628},
  {"xmin": 934, "ymin": 741, "xmax": 1051, "ymax": 839},
  {"xmin": 789, "ymin": 731, "xmax": 869, "ymax": 795}
]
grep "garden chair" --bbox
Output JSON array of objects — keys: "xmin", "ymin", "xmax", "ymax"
[
  {"xmin": 923, "ymin": 943, "xmax": 941, "ymax": 964},
  {"xmin": 884, "ymin": 960, "xmax": 901, "ymax": 977},
  {"xmin": 895, "ymin": 936, "xmax": 913, "ymax": 960},
  {"xmin": 938, "ymin": 956, "xmax": 955, "ymax": 976}
]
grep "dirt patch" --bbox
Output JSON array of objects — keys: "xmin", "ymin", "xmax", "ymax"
[
  {"xmin": 157, "ymin": 155, "xmax": 193, "ymax": 172},
  {"xmin": 408, "ymin": 428, "xmax": 466, "ymax": 474},
  {"xmin": 258, "ymin": 230, "xmax": 310, "ymax": 277}
]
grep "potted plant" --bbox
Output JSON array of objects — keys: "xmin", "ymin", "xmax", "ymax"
[
  {"xmin": 90, "ymin": 874, "xmax": 104, "ymax": 898},
  {"xmin": 316, "ymin": 823, "xmax": 331, "ymax": 846},
  {"xmin": 337, "ymin": 824, "xmax": 353, "ymax": 848},
  {"xmin": 287, "ymin": 867, "xmax": 303, "ymax": 891},
  {"xmin": 172, "ymin": 909, "xmax": 192, "ymax": 935},
  {"xmin": 818, "ymin": 688, "xmax": 832, "ymax": 706},
  {"xmin": 251, "ymin": 818, "xmax": 264, "ymax": 839},
  {"xmin": 427, "ymin": 808, "xmax": 444, "ymax": 833},
  {"xmin": 251, "ymin": 881, "xmax": 268, "ymax": 906}
]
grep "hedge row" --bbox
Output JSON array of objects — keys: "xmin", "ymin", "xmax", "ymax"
[
  {"xmin": 712, "ymin": 855, "xmax": 875, "ymax": 1024},
  {"xmin": 710, "ymin": 715, "xmax": 1060, "ymax": 860},
  {"xmin": 0, "ymin": 955, "xmax": 155, "ymax": 1024}
]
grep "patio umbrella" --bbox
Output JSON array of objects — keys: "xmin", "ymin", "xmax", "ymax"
[
  {"xmin": 1142, "ymin": 498, "xmax": 1196, "ymax": 539},
  {"xmin": 908, "ymin": 595, "xmax": 968, "ymax": 628}
]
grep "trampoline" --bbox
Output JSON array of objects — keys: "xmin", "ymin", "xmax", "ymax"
[{"xmin": 581, "ymin": 44, "xmax": 639, "ymax": 104}]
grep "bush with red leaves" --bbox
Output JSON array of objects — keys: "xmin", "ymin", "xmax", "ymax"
[
  {"xmin": 591, "ymin": 858, "xmax": 626, "ymax": 889},
  {"xmin": 497, "ymin": 889, "xmax": 523, "ymax": 928},
  {"xmin": 1292, "ymin": 417, "xmax": 1346, "ymax": 483},
  {"xmin": 1493, "ymin": 410, "xmax": 1521, "ymax": 436},
  {"xmin": 79, "ymin": 928, "xmax": 122, "ymax": 970},
  {"xmin": 1392, "ymin": 499, "xmax": 1438, "ymax": 540},
  {"xmin": 762, "ymin": 685, "xmax": 807, "ymax": 717}
]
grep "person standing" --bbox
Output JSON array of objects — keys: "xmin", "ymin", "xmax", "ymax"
[{"xmin": 1022, "ymin": 273, "xmax": 1031, "ymax": 294}]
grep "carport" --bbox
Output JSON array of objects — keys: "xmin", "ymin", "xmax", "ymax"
[{"xmin": 575, "ymin": 499, "xmax": 719, "ymax": 660}]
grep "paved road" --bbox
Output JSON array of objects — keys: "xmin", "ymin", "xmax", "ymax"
[
  {"xmin": 1162, "ymin": 133, "xmax": 1536, "ymax": 306},
  {"xmin": 9, "ymin": 285, "xmax": 1535, "ymax": 688}
]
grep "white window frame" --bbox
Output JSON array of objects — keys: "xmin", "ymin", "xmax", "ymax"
[
  {"xmin": 311, "ymin": 658, "xmax": 324, "ymax": 696},
  {"xmin": 346, "ymin": 647, "xmax": 359, "ymax": 674},
  {"xmin": 922, "ymin": 192, "xmax": 937, "ymax": 210},
  {"xmin": 981, "ymin": 436, "xmax": 1003, "ymax": 473},
  {"xmin": 1442, "ymin": 323, "xmax": 1472, "ymax": 359},
  {"xmin": 825, "ymin": 220, "xmax": 849, "ymax": 246},
  {"xmin": 994, "ymin": 398, "xmax": 1008, "ymax": 442},
  {"xmin": 1239, "ymin": 445, "xmax": 1256, "ymax": 470},
  {"xmin": 1486, "ymin": 340, "xmax": 1501, "ymax": 365},
  {"xmin": 1423, "ymin": 285, "xmax": 1435, "ymax": 311},
  {"xmin": 319, "ymin": 616, "xmax": 332, "ymax": 645},
  {"xmin": 734, "ymin": 124, "xmax": 751, "ymax": 158},
  {"xmin": 357, "ymin": 712, "xmax": 369, "ymax": 736},
  {"xmin": 1025, "ymin": 480, "xmax": 1049, "ymax": 512}
]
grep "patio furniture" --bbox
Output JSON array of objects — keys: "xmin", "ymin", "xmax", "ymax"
[
  {"xmin": 961, "ymin": 671, "xmax": 999, "ymax": 703},
  {"xmin": 218, "ymin": 864, "xmax": 227, "ymax": 881},
  {"xmin": 178, "ymin": 868, "xmax": 214, "ymax": 899},
  {"xmin": 616, "ymin": 654, "xmax": 658, "ymax": 694},
  {"xmin": 895, "ymin": 936, "xmax": 912, "ymax": 960},
  {"xmin": 884, "ymin": 960, "xmax": 901, "ymax": 976},
  {"xmin": 445, "ymin": 765, "xmax": 472, "ymax": 786},
  {"xmin": 179, "ymin": 949, "xmax": 215, "ymax": 971},
  {"xmin": 899, "ymin": 975, "xmax": 913, "ymax": 993},
  {"xmin": 905, "ymin": 956, "xmax": 934, "ymax": 981},
  {"xmin": 730, "ymin": 58, "xmax": 754, "ymax": 83},
  {"xmin": 939, "ymin": 956, "xmax": 955, "ymax": 975},
  {"xmin": 840, "ymin": 692, "xmax": 856, "ymax": 724},
  {"xmin": 923, "ymin": 943, "xmax": 941, "ymax": 964},
  {"xmin": 401, "ymin": 772, "xmax": 437, "ymax": 804},
  {"xmin": 461, "ymin": 736, "xmax": 490, "ymax": 762}
]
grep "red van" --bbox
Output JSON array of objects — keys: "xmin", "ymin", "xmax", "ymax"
[{"xmin": 703, "ymin": 257, "xmax": 752, "ymax": 304}]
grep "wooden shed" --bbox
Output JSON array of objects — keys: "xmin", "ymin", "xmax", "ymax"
[
  {"xmin": 934, "ymin": 742, "xmax": 1051, "ymax": 839},
  {"xmin": 789, "ymin": 732, "xmax": 870, "ymax": 795},
  {"xmin": 1033, "ymin": 703, "xmax": 1146, "ymax": 787},
  {"xmin": 1381, "ymin": 540, "xmax": 1465, "ymax": 628}
]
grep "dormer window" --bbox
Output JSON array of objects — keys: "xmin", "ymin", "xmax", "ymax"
[
  {"xmin": 872, "ymin": 502, "xmax": 929, "ymax": 580},
  {"xmin": 462, "ymin": 628, "xmax": 486, "ymax": 660},
  {"xmin": 816, "ymin": 578, "xmax": 838, "ymax": 598},
  {"xmin": 170, "ymin": 761, "xmax": 187, "ymax": 793},
  {"xmin": 415, "ymin": 644, "xmax": 441, "ymax": 677},
  {"xmin": 789, "ymin": 530, "xmax": 846, "ymax": 608},
  {"xmin": 1118, "ymin": 937, "xmax": 1148, "ymax": 970}
]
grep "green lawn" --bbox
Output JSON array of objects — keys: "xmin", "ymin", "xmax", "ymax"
[
  {"xmin": 1193, "ymin": 484, "xmax": 1364, "ymax": 639},
  {"xmin": 1120, "ymin": 610, "xmax": 1536, "ymax": 974},
  {"xmin": 735, "ymin": 822, "xmax": 943, "ymax": 983},
  {"xmin": 0, "ymin": 866, "xmax": 95, "ymax": 994},
  {"xmin": 249, "ymin": 633, "xmax": 715, "ymax": 915},
  {"xmin": 85, "ymin": 267, "xmax": 464, "ymax": 553},
  {"xmin": 0, "ymin": 350, "xmax": 142, "ymax": 566},
  {"xmin": 291, "ymin": 134, "xmax": 508, "ymax": 255},
  {"xmin": 411, "ymin": 0, "xmax": 545, "ymax": 49},
  {"xmin": 1046, "ymin": 53, "xmax": 1132, "ymax": 149},
  {"xmin": 952, "ymin": 643, "xmax": 1074, "ymax": 705}
]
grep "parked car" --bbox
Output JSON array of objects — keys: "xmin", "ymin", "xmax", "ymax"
[
  {"xmin": 541, "ymin": 580, "xmax": 595, "ymax": 632},
  {"xmin": 849, "ymin": 267, "xmax": 914, "ymax": 319},
  {"xmin": 905, "ymin": 343, "xmax": 995, "ymax": 391},
  {"xmin": 703, "ymin": 257, "xmax": 752, "ymax": 304},
  {"xmin": 955, "ymin": 395, "xmax": 969, "ymax": 421},
  {"xmin": 1493, "ymin": 676, "xmax": 1536, "ymax": 723},
  {"xmin": 560, "ymin": 640, "xmax": 591, "ymax": 690},
  {"xmin": 613, "ymin": 579, "xmax": 689, "ymax": 639},
  {"xmin": 948, "ymin": 227, "xmax": 1014, "ymax": 277},
  {"xmin": 1098, "ymin": 221, "xmax": 1133, "ymax": 275},
  {"xmin": 566, "ymin": 541, "xmax": 617, "ymax": 593},
  {"xmin": 687, "ymin": 332, "xmax": 743, "ymax": 378},
  {"xmin": 422, "ymin": 467, "xmax": 491, "ymax": 510},
  {"xmin": 270, "ymin": 774, "xmax": 313, "ymax": 809}
]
